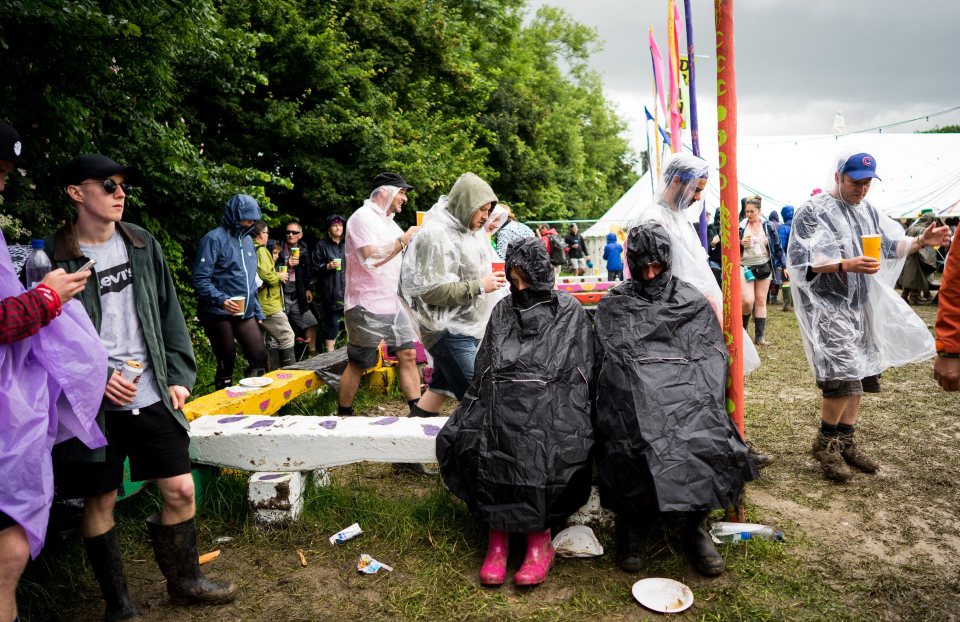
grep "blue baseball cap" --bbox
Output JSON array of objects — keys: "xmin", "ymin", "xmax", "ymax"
[{"xmin": 840, "ymin": 152, "xmax": 881, "ymax": 181}]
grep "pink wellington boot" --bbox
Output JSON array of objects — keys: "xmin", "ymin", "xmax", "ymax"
[
  {"xmin": 513, "ymin": 529, "xmax": 554, "ymax": 586},
  {"xmin": 479, "ymin": 530, "xmax": 510, "ymax": 586}
]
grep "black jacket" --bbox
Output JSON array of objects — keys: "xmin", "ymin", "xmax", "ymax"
[{"xmin": 312, "ymin": 236, "xmax": 345, "ymax": 312}]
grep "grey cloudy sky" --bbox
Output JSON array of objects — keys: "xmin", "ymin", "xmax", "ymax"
[{"xmin": 527, "ymin": 0, "xmax": 960, "ymax": 159}]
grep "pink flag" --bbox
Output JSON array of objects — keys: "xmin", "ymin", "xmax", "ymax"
[
  {"xmin": 667, "ymin": 0, "xmax": 683, "ymax": 152},
  {"xmin": 648, "ymin": 28, "xmax": 668, "ymax": 121}
]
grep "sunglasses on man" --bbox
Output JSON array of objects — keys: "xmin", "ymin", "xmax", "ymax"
[
  {"xmin": 78, "ymin": 179, "xmax": 133, "ymax": 194},
  {"xmin": 285, "ymin": 230, "xmax": 302, "ymax": 236}
]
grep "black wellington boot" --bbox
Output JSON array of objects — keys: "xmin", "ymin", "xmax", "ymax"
[
  {"xmin": 83, "ymin": 528, "xmax": 142, "ymax": 621},
  {"xmin": 682, "ymin": 512, "xmax": 724, "ymax": 577},
  {"xmin": 146, "ymin": 514, "xmax": 238, "ymax": 606},
  {"xmin": 279, "ymin": 347, "xmax": 296, "ymax": 368},
  {"xmin": 614, "ymin": 515, "xmax": 645, "ymax": 573},
  {"xmin": 214, "ymin": 375, "xmax": 233, "ymax": 391},
  {"xmin": 245, "ymin": 367, "xmax": 266, "ymax": 378}
]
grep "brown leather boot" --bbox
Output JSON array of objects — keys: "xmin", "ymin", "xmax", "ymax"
[
  {"xmin": 811, "ymin": 431, "xmax": 852, "ymax": 482},
  {"xmin": 839, "ymin": 431, "xmax": 879, "ymax": 473}
]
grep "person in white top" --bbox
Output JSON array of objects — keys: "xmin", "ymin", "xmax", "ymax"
[{"xmin": 338, "ymin": 172, "xmax": 422, "ymax": 417}]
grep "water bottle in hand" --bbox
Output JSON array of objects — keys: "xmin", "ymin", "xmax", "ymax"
[
  {"xmin": 24, "ymin": 239, "xmax": 52, "ymax": 288},
  {"xmin": 710, "ymin": 521, "xmax": 783, "ymax": 543}
]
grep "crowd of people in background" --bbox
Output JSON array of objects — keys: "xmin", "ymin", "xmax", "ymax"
[{"xmin": 2, "ymin": 115, "xmax": 960, "ymax": 620}]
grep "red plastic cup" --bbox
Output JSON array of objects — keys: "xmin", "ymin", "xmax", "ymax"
[{"xmin": 491, "ymin": 260, "xmax": 506, "ymax": 273}]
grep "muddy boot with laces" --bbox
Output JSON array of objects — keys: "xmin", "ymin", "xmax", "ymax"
[
  {"xmin": 839, "ymin": 430, "xmax": 879, "ymax": 473},
  {"xmin": 811, "ymin": 431, "xmax": 852, "ymax": 482}
]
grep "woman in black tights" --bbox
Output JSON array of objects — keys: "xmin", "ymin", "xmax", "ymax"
[{"xmin": 191, "ymin": 194, "xmax": 268, "ymax": 389}]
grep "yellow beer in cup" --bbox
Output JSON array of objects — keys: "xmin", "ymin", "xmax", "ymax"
[
  {"xmin": 416, "ymin": 211, "xmax": 426, "ymax": 227},
  {"xmin": 861, "ymin": 234, "xmax": 881, "ymax": 261}
]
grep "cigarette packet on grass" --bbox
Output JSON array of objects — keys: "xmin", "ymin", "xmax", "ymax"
[
  {"xmin": 329, "ymin": 523, "xmax": 362, "ymax": 545},
  {"xmin": 357, "ymin": 554, "xmax": 393, "ymax": 574}
]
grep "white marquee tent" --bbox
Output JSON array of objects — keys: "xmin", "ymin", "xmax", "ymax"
[{"xmin": 582, "ymin": 133, "xmax": 960, "ymax": 260}]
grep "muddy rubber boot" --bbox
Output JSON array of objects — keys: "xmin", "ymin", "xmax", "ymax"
[
  {"xmin": 514, "ymin": 529, "xmax": 554, "ymax": 586},
  {"xmin": 213, "ymin": 375, "xmax": 233, "ymax": 391},
  {"xmin": 614, "ymin": 516, "xmax": 645, "ymax": 573},
  {"xmin": 682, "ymin": 512, "xmax": 724, "ymax": 577},
  {"xmin": 279, "ymin": 347, "xmax": 296, "ymax": 368},
  {"xmin": 742, "ymin": 314, "xmax": 751, "ymax": 334},
  {"xmin": 811, "ymin": 431, "xmax": 852, "ymax": 482},
  {"xmin": 839, "ymin": 430, "xmax": 879, "ymax": 473},
  {"xmin": 83, "ymin": 528, "xmax": 142, "ymax": 622},
  {"xmin": 747, "ymin": 441, "xmax": 775, "ymax": 469},
  {"xmin": 754, "ymin": 317, "xmax": 767, "ymax": 345},
  {"xmin": 479, "ymin": 530, "xmax": 509, "ymax": 586},
  {"xmin": 146, "ymin": 514, "xmax": 238, "ymax": 606}
]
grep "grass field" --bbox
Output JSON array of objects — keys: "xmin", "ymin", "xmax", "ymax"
[{"xmin": 18, "ymin": 304, "xmax": 960, "ymax": 621}]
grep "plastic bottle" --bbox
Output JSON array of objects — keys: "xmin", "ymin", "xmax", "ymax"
[
  {"xmin": 709, "ymin": 521, "xmax": 783, "ymax": 543},
  {"xmin": 24, "ymin": 239, "xmax": 52, "ymax": 289}
]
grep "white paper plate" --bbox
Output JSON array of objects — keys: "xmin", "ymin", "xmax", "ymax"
[
  {"xmin": 552, "ymin": 525, "xmax": 604, "ymax": 558},
  {"xmin": 631, "ymin": 578, "xmax": 694, "ymax": 613},
  {"xmin": 239, "ymin": 376, "xmax": 273, "ymax": 388}
]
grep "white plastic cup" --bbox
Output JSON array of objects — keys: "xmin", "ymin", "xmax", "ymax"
[{"xmin": 120, "ymin": 360, "xmax": 144, "ymax": 385}]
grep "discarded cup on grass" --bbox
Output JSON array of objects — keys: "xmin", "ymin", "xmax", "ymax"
[
  {"xmin": 552, "ymin": 525, "xmax": 604, "ymax": 558},
  {"xmin": 329, "ymin": 523, "xmax": 363, "ymax": 545},
  {"xmin": 357, "ymin": 553, "xmax": 393, "ymax": 574},
  {"xmin": 709, "ymin": 521, "xmax": 783, "ymax": 543}
]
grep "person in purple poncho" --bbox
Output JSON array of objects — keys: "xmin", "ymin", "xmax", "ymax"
[{"xmin": 0, "ymin": 122, "xmax": 108, "ymax": 622}]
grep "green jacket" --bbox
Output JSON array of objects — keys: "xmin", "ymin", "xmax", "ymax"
[
  {"xmin": 256, "ymin": 243, "xmax": 284, "ymax": 316},
  {"xmin": 46, "ymin": 221, "xmax": 197, "ymax": 462}
]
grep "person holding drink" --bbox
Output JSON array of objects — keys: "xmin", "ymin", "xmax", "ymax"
[
  {"xmin": 787, "ymin": 150, "xmax": 951, "ymax": 482},
  {"xmin": 312, "ymin": 214, "xmax": 346, "ymax": 352},
  {"xmin": 192, "ymin": 194, "xmax": 268, "ymax": 389},
  {"xmin": 739, "ymin": 195, "xmax": 785, "ymax": 345}
]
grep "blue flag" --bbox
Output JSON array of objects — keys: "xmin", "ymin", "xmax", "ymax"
[{"xmin": 644, "ymin": 106, "xmax": 655, "ymax": 122}]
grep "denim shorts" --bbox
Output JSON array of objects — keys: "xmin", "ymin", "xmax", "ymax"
[{"xmin": 427, "ymin": 332, "xmax": 480, "ymax": 400}]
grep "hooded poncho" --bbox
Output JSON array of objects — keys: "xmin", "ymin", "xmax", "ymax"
[
  {"xmin": 400, "ymin": 173, "xmax": 500, "ymax": 348},
  {"xmin": 436, "ymin": 238, "xmax": 594, "ymax": 532},
  {"xmin": 787, "ymin": 157, "xmax": 933, "ymax": 382},
  {"xmin": 593, "ymin": 223, "xmax": 755, "ymax": 515}
]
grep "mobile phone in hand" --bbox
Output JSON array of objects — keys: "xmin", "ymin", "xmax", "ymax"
[{"xmin": 75, "ymin": 259, "xmax": 97, "ymax": 273}]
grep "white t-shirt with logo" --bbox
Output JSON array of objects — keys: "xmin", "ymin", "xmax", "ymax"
[{"xmin": 81, "ymin": 232, "xmax": 163, "ymax": 410}]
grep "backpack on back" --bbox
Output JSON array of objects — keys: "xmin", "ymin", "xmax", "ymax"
[{"xmin": 548, "ymin": 234, "xmax": 566, "ymax": 265}]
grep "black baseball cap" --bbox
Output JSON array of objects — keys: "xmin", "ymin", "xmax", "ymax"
[
  {"xmin": 59, "ymin": 154, "xmax": 139, "ymax": 186},
  {"xmin": 327, "ymin": 214, "xmax": 346, "ymax": 226},
  {"xmin": 371, "ymin": 172, "xmax": 412, "ymax": 191},
  {"xmin": 0, "ymin": 122, "xmax": 23, "ymax": 164}
]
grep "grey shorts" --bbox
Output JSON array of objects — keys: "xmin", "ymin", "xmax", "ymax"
[
  {"xmin": 569, "ymin": 257, "xmax": 587, "ymax": 270},
  {"xmin": 284, "ymin": 295, "xmax": 318, "ymax": 331},
  {"xmin": 816, "ymin": 374, "xmax": 881, "ymax": 398}
]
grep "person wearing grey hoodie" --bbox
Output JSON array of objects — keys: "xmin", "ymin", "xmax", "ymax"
[{"xmin": 400, "ymin": 173, "xmax": 506, "ymax": 415}]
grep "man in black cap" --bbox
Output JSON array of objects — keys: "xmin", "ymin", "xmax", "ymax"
[
  {"xmin": 46, "ymin": 154, "xmax": 237, "ymax": 619},
  {"xmin": 339, "ymin": 172, "xmax": 422, "ymax": 417},
  {"xmin": 312, "ymin": 213, "xmax": 347, "ymax": 352}
]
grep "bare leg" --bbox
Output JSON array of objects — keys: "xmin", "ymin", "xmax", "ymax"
[
  {"xmin": 338, "ymin": 360, "xmax": 366, "ymax": 408},
  {"xmin": 81, "ymin": 490, "xmax": 119, "ymax": 538},
  {"xmin": 753, "ymin": 278, "xmax": 771, "ymax": 318},
  {"xmin": 0, "ymin": 525, "xmax": 30, "ymax": 622},
  {"xmin": 740, "ymin": 272, "xmax": 755, "ymax": 315},
  {"xmin": 416, "ymin": 390, "xmax": 448, "ymax": 413},
  {"xmin": 839, "ymin": 395, "xmax": 861, "ymax": 426},
  {"xmin": 820, "ymin": 395, "xmax": 855, "ymax": 426},
  {"xmin": 156, "ymin": 473, "xmax": 196, "ymax": 526},
  {"xmin": 395, "ymin": 349, "xmax": 422, "ymax": 402},
  {"xmin": 324, "ymin": 339, "xmax": 336, "ymax": 352},
  {"xmin": 304, "ymin": 326, "xmax": 318, "ymax": 354}
]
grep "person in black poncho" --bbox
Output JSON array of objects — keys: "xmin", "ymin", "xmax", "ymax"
[
  {"xmin": 437, "ymin": 237, "xmax": 594, "ymax": 588},
  {"xmin": 594, "ymin": 222, "xmax": 756, "ymax": 577}
]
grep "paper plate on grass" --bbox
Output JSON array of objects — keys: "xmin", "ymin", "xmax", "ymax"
[
  {"xmin": 239, "ymin": 376, "xmax": 273, "ymax": 388},
  {"xmin": 631, "ymin": 578, "xmax": 694, "ymax": 613}
]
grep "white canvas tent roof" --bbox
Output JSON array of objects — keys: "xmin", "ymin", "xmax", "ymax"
[{"xmin": 583, "ymin": 133, "xmax": 960, "ymax": 257}]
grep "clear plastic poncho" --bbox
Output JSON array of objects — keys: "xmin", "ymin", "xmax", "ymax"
[
  {"xmin": 632, "ymin": 152, "xmax": 760, "ymax": 373},
  {"xmin": 786, "ymin": 151, "xmax": 934, "ymax": 382},
  {"xmin": 400, "ymin": 173, "xmax": 500, "ymax": 349}
]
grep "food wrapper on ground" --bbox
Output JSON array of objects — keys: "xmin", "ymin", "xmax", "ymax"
[
  {"xmin": 329, "ymin": 523, "xmax": 362, "ymax": 545},
  {"xmin": 357, "ymin": 554, "xmax": 393, "ymax": 574},
  {"xmin": 552, "ymin": 525, "xmax": 604, "ymax": 558}
]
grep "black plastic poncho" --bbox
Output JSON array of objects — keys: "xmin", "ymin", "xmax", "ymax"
[
  {"xmin": 594, "ymin": 223, "xmax": 755, "ymax": 515},
  {"xmin": 437, "ymin": 238, "xmax": 594, "ymax": 532}
]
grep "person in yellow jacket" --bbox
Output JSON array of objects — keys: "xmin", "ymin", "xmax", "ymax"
[{"xmin": 253, "ymin": 221, "xmax": 296, "ymax": 367}]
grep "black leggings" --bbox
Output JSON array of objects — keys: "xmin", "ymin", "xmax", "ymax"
[{"xmin": 202, "ymin": 316, "xmax": 268, "ymax": 380}]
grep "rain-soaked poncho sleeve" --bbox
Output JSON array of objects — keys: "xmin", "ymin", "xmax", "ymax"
[
  {"xmin": 787, "ymin": 193, "xmax": 933, "ymax": 381},
  {"xmin": 399, "ymin": 198, "xmax": 495, "ymax": 347}
]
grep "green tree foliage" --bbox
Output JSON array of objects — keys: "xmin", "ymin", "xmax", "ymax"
[
  {"xmin": 921, "ymin": 125, "xmax": 960, "ymax": 134},
  {"xmin": 1, "ymin": 0, "xmax": 635, "ymax": 286}
]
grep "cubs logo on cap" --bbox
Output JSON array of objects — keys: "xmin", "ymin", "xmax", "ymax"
[
  {"xmin": 841, "ymin": 152, "xmax": 881, "ymax": 181},
  {"xmin": 0, "ymin": 122, "xmax": 23, "ymax": 164}
]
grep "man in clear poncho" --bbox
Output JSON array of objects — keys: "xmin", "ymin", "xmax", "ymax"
[
  {"xmin": 594, "ymin": 222, "xmax": 755, "ymax": 577},
  {"xmin": 339, "ymin": 173, "xmax": 422, "ymax": 417},
  {"xmin": 632, "ymin": 152, "xmax": 761, "ymax": 374},
  {"xmin": 787, "ymin": 151, "xmax": 952, "ymax": 482},
  {"xmin": 400, "ymin": 172, "xmax": 506, "ymax": 415}
]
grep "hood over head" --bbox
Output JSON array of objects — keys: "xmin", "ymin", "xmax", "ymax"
[
  {"xmin": 627, "ymin": 222, "xmax": 673, "ymax": 299},
  {"xmin": 447, "ymin": 172, "xmax": 497, "ymax": 229},
  {"xmin": 221, "ymin": 194, "xmax": 262, "ymax": 233},
  {"xmin": 654, "ymin": 152, "xmax": 709, "ymax": 213},
  {"xmin": 606, "ymin": 232, "xmax": 618, "ymax": 243},
  {"xmin": 781, "ymin": 205, "xmax": 794, "ymax": 223}
]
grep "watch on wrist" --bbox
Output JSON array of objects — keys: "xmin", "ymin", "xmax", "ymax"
[
  {"xmin": 837, "ymin": 260, "xmax": 844, "ymax": 273},
  {"xmin": 938, "ymin": 351, "xmax": 960, "ymax": 359}
]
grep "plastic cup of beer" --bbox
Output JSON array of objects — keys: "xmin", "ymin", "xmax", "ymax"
[
  {"xmin": 228, "ymin": 295, "xmax": 246, "ymax": 316},
  {"xmin": 120, "ymin": 360, "xmax": 144, "ymax": 385},
  {"xmin": 861, "ymin": 234, "xmax": 881, "ymax": 261},
  {"xmin": 278, "ymin": 265, "xmax": 288, "ymax": 274},
  {"xmin": 416, "ymin": 211, "xmax": 426, "ymax": 227},
  {"xmin": 491, "ymin": 260, "xmax": 506, "ymax": 274},
  {"xmin": 333, "ymin": 258, "xmax": 342, "ymax": 271}
]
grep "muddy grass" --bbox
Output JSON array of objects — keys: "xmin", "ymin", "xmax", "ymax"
[{"xmin": 19, "ymin": 305, "xmax": 960, "ymax": 621}]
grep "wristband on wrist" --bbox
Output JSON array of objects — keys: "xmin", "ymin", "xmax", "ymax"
[
  {"xmin": 397, "ymin": 236, "xmax": 407, "ymax": 251},
  {"xmin": 837, "ymin": 260, "xmax": 844, "ymax": 273},
  {"xmin": 938, "ymin": 351, "xmax": 960, "ymax": 359},
  {"xmin": 917, "ymin": 235, "xmax": 926, "ymax": 249}
]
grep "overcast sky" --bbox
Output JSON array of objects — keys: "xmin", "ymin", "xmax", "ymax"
[{"xmin": 527, "ymin": 0, "xmax": 960, "ymax": 161}]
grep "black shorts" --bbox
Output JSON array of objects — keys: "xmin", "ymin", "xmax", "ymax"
[
  {"xmin": 54, "ymin": 401, "xmax": 191, "ymax": 499},
  {"xmin": 0, "ymin": 509, "xmax": 17, "ymax": 531},
  {"xmin": 816, "ymin": 374, "xmax": 881, "ymax": 398},
  {"xmin": 347, "ymin": 342, "xmax": 415, "ymax": 370}
]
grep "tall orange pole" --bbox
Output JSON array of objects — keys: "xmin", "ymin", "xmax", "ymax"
[{"xmin": 715, "ymin": 0, "xmax": 744, "ymax": 435}]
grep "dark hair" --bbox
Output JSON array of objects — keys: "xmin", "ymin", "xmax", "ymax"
[{"xmin": 253, "ymin": 220, "xmax": 269, "ymax": 235}]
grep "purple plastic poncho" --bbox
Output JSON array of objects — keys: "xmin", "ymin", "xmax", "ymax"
[{"xmin": 0, "ymin": 231, "xmax": 107, "ymax": 557}]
